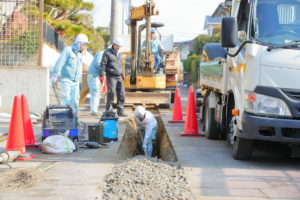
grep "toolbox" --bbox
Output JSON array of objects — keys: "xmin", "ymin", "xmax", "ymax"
[
  {"xmin": 42, "ymin": 105, "xmax": 79, "ymax": 149},
  {"xmin": 100, "ymin": 111, "xmax": 118, "ymax": 142}
]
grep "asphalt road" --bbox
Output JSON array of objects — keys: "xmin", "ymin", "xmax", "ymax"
[
  {"xmin": 164, "ymin": 86, "xmax": 300, "ymax": 200},
  {"xmin": 0, "ymin": 85, "xmax": 299, "ymax": 200}
]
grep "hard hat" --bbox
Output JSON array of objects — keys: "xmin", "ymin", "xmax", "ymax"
[
  {"xmin": 134, "ymin": 106, "xmax": 146, "ymax": 119},
  {"xmin": 112, "ymin": 38, "xmax": 123, "ymax": 47},
  {"xmin": 151, "ymin": 28, "xmax": 156, "ymax": 33},
  {"xmin": 75, "ymin": 34, "xmax": 89, "ymax": 44}
]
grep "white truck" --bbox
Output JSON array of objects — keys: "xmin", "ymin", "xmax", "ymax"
[{"xmin": 198, "ymin": 0, "xmax": 300, "ymax": 159}]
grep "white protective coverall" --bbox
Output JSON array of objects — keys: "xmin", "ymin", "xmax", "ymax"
[{"xmin": 135, "ymin": 109, "xmax": 158, "ymax": 157}]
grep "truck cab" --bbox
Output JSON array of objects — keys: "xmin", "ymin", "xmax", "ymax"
[{"xmin": 199, "ymin": 0, "xmax": 300, "ymax": 159}]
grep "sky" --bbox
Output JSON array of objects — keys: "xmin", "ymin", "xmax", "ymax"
[{"xmin": 89, "ymin": 0, "xmax": 224, "ymax": 42}]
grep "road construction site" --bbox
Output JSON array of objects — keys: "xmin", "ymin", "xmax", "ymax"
[{"xmin": 0, "ymin": 87, "xmax": 300, "ymax": 200}]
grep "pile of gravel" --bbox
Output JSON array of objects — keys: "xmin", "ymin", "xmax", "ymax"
[{"xmin": 101, "ymin": 156, "xmax": 193, "ymax": 200}]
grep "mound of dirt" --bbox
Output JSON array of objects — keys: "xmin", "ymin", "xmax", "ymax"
[
  {"xmin": 0, "ymin": 168, "xmax": 44, "ymax": 190},
  {"xmin": 101, "ymin": 156, "xmax": 193, "ymax": 200}
]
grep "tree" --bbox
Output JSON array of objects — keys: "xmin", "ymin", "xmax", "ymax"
[
  {"xmin": 184, "ymin": 54, "xmax": 201, "ymax": 83},
  {"xmin": 45, "ymin": 0, "xmax": 94, "ymax": 20},
  {"xmin": 44, "ymin": 0, "xmax": 107, "ymax": 54},
  {"xmin": 212, "ymin": 25, "xmax": 221, "ymax": 35},
  {"xmin": 193, "ymin": 33, "xmax": 221, "ymax": 55},
  {"xmin": 184, "ymin": 32, "xmax": 221, "ymax": 84}
]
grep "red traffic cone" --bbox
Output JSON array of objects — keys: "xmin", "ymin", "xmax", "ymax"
[
  {"xmin": 181, "ymin": 86, "xmax": 204, "ymax": 137},
  {"xmin": 6, "ymin": 96, "xmax": 36, "ymax": 160},
  {"xmin": 169, "ymin": 88, "xmax": 184, "ymax": 123},
  {"xmin": 21, "ymin": 94, "xmax": 38, "ymax": 148}
]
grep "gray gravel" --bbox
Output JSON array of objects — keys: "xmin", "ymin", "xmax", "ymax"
[{"xmin": 101, "ymin": 156, "xmax": 194, "ymax": 200}]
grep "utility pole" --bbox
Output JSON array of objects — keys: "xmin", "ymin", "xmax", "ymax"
[
  {"xmin": 110, "ymin": 0, "xmax": 121, "ymax": 40},
  {"xmin": 128, "ymin": 0, "xmax": 132, "ymax": 34}
]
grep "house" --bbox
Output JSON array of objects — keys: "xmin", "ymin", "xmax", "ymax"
[
  {"xmin": 174, "ymin": 40, "xmax": 194, "ymax": 60},
  {"xmin": 203, "ymin": 16, "xmax": 223, "ymax": 36},
  {"xmin": 203, "ymin": 2, "xmax": 230, "ymax": 36}
]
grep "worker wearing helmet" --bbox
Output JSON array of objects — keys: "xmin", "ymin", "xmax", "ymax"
[
  {"xmin": 134, "ymin": 106, "xmax": 158, "ymax": 157},
  {"xmin": 87, "ymin": 51, "xmax": 104, "ymax": 116},
  {"xmin": 99, "ymin": 38, "xmax": 127, "ymax": 117},
  {"xmin": 142, "ymin": 28, "xmax": 165, "ymax": 73},
  {"xmin": 51, "ymin": 33, "xmax": 89, "ymax": 114}
]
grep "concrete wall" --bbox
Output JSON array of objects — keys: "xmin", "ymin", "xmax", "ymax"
[
  {"xmin": 0, "ymin": 44, "xmax": 95, "ymax": 114},
  {"xmin": 0, "ymin": 66, "xmax": 49, "ymax": 114}
]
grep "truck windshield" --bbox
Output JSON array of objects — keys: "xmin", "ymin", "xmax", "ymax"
[{"xmin": 253, "ymin": 0, "xmax": 300, "ymax": 46}]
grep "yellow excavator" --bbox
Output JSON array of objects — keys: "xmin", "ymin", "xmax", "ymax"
[
  {"xmin": 122, "ymin": 0, "xmax": 182, "ymax": 107},
  {"xmin": 79, "ymin": 0, "xmax": 182, "ymax": 106}
]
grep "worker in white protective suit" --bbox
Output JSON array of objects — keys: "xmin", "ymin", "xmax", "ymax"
[
  {"xmin": 51, "ymin": 34, "xmax": 89, "ymax": 115},
  {"xmin": 87, "ymin": 51, "xmax": 104, "ymax": 116},
  {"xmin": 134, "ymin": 106, "xmax": 158, "ymax": 157}
]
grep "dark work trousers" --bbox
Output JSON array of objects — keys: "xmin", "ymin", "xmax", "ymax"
[{"xmin": 106, "ymin": 75, "xmax": 125, "ymax": 114}]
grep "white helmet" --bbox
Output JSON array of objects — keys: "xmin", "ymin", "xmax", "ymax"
[
  {"xmin": 112, "ymin": 38, "xmax": 123, "ymax": 47},
  {"xmin": 75, "ymin": 34, "xmax": 89, "ymax": 44},
  {"xmin": 134, "ymin": 106, "xmax": 146, "ymax": 119}
]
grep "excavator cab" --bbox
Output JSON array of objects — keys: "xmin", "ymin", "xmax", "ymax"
[{"xmin": 137, "ymin": 22, "xmax": 165, "ymax": 76}]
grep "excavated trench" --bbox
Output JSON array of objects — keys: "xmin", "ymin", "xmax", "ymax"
[{"xmin": 118, "ymin": 108, "xmax": 178, "ymax": 162}]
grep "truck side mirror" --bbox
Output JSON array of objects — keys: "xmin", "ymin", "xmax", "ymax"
[{"xmin": 221, "ymin": 17, "xmax": 238, "ymax": 48}]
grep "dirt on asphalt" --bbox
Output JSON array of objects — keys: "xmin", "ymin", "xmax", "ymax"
[{"xmin": 0, "ymin": 167, "xmax": 44, "ymax": 191}]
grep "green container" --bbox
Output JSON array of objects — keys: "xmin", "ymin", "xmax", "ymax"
[
  {"xmin": 200, "ymin": 61, "xmax": 223, "ymax": 77},
  {"xmin": 88, "ymin": 122, "xmax": 104, "ymax": 144}
]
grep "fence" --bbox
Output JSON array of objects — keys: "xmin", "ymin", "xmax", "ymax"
[
  {"xmin": 0, "ymin": 0, "xmax": 41, "ymax": 66},
  {"xmin": 43, "ymin": 22, "xmax": 69, "ymax": 52}
]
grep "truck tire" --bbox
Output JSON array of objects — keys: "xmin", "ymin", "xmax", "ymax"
[
  {"xmin": 232, "ymin": 136, "xmax": 253, "ymax": 160},
  {"xmin": 205, "ymin": 96, "xmax": 219, "ymax": 139},
  {"xmin": 171, "ymin": 91, "xmax": 175, "ymax": 103},
  {"xmin": 228, "ymin": 116, "xmax": 253, "ymax": 160}
]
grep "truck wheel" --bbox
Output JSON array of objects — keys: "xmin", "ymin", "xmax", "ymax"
[
  {"xmin": 205, "ymin": 96, "xmax": 219, "ymax": 139},
  {"xmin": 228, "ymin": 116, "xmax": 253, "ymax": 160},
  {"xmin": 171, "ymin": 91, "xmax": 175, "ymax": 103}
]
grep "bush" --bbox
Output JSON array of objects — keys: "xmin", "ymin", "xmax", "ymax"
[
  {"xmin": 193, "ymin": 34, "xmax": 221, "ymax": 55},
  {"xmin": 190, "ymin": 56, "xmax": 201, "ymax": 83}
]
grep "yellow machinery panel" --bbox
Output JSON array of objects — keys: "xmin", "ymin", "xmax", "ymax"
[
  {"xmin": 124, "ymin": 76, "xmax": 131, "ymax": 88},
  {"xmin": 136, "ymin": 76, "xmax": 166, "ymax": 89},
  {"xmin": 166, "ymin": 81, "xmax": 177, "ymax": 87},
  {"xmin": 131, "ymin": 2, "xmax": 157, "ymax": 20}
]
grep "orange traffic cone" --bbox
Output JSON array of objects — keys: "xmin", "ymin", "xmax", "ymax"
[
  {"xmin": 169, "ymin": 88, "xmax": 184, "ymax": 123},
  {"xmin": 6, "ymin": 96, "xmax": 36, "ymax": 160},
  {"xmin": 21, "ymin": 94, "xmax": 38, "ymax": 148},
  {"xmin": 180, "ymin": 86, "xmax": 204, "ymax": 137}
]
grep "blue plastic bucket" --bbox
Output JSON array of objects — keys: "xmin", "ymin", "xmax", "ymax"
[{"xmin": 103, "ymin": 119, "xmax": 118, "ymax": 141}]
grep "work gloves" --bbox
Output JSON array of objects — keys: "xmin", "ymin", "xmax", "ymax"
[{"xmin": 100, "ymin": 76, "xmax": 105, "ymax": 84}]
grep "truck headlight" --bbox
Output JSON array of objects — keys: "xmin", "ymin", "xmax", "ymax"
[{"xmin": 244, "ymin": 91, "xmax": 292, "ymax": 117}]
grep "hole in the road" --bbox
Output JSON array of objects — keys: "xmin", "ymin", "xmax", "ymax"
[{"xmin": 117, "ymin": 109, "xmax": 178, "ymax": 162}]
